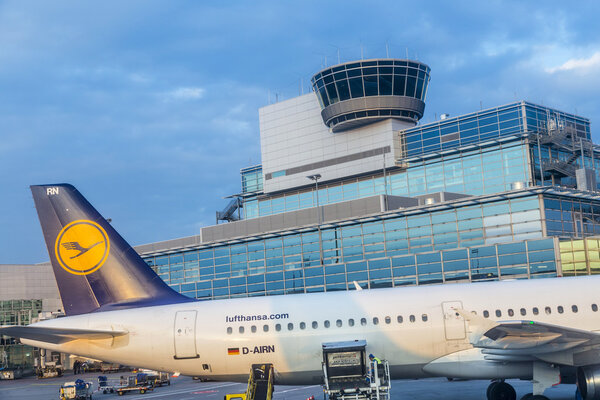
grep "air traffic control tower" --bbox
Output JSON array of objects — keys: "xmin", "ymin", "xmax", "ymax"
[{"xmin": 311, "ymin": 59, "xmax": 430, "ymax": 132}]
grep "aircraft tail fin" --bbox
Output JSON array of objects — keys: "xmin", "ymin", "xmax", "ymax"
[{"xmin": 30, "ymin": 184, "xmax": 193, "ymax": 316}]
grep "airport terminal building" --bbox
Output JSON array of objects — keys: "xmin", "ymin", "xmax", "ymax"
[
  {"xmin": 136, "ymin": 58, "xmax": 600, "ymax": 300},
  {"xmin": 2, "ymin": 58, "xmax": 600, "ymax": 370}
]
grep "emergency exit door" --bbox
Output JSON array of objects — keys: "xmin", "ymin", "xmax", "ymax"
[
  {"xmin": 441, "ymin": 301, "xmax": 466, "ymax": 340},
  {"xmin": 174, "ymin": 310, "xmax": 199, "ymax": 359}
]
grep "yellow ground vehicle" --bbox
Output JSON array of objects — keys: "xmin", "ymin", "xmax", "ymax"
[
  {"xmin": 224, "ymin": 364, "xmax": 273, "ymax": 400},
  {"xmin": 225, "ymin": 394, "xmax": 247, "ymax": 400}
]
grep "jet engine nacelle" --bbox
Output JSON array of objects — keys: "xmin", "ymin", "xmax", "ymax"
[{"xmin": 577, "ymin": 365, "xmax": 600, "ymax": 400}]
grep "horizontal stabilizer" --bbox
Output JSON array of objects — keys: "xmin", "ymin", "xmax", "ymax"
[{"xmin": 0, "ymin": 325, "xmax": 128, "ymax": 344}]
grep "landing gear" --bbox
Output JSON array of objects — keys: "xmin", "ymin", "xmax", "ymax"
[{"xmin": 487, "ymin": 381, "xmax": 516, "ymax": 400}]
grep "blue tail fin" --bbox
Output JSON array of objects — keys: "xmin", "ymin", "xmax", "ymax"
[{"xmin": 31, "ymin": 184, "xmax": 193, "ymax": 315}]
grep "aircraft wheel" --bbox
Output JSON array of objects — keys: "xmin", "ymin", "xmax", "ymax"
[
  {"xmin": 487, "ymin": 382, "xmax": 500, "ymax": 399},
  {"xmin": 519, "ymin": 394, "xmax": 533, "ymax": 400},
  {"xmin": 488, "ymin": 381, "xmax": 516, "ymax": 400}
]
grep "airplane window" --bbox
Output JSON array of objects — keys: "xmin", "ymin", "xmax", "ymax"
[
  {"xmin": 263, "ymin": 325, "xmax": 269, "ymax": 332},
  {"xmin": 300, "ymin": 322, "xmax": 306, "ymax": 330},
  {"xmin": 373, "ymin": 317, "xmax": 379, "ymax": 325},
  {"xmin": 421, "ymin": 314, "xmax": 428, "ymax": 322},
  {"xmin": 385, "ymin": 316, "xmax": 391, "ymax": 324},
  {"xmin": 349, "ymin": 319, "xmax": 355, "ymax": 327},
  {"xmin": 483, "ymin": 310, "xmax": 489, "ymax": 318},
  {"xmin": 557, "ymin": 306, "xmax": 564, "ymax": 314},
  {"xmin": 361, "ymin": 318, "xmax": 367, "ymax": 326},
  {"xmin": 572, "ymin": 305, "xmax": 578, "ymax": 313},
  {"xmin": 324, "ymin": 320, "xmax": 331, "ymax": 328},
  {"xmin": 227, "ymin": 327, "xmax": 232, "ymax": 335},
  {"xmin": 397, "ymin": 316, "xmax": 403, "ymax": 323},
  {"xmin": 239, "ymin": 326, "xmax": 245, "ymax": 334},
  {"xmin": 593, "ymin": 304, "xmax": 598, "ymax": 312},
  {"xmin": 495, "ymin": 310, "xmax": 501, "ymax": 318},
  {"xmin": 288, "ymin": 323, "xmax": 293, "ymax": 331},
  {"xmin": 336, "ymin": 319, "xmax": 342, "ymax": 327},
  {"xmin": 520, "ymin": 308, "xmax": 526, "ymax": 316},
  {"xmin": 312, "ymin": 321, "xmax": 318, "ymax": 329},
  {"xmin": 545, "ymin": 307, "xmax": 551, "ymax": 315},
  {"xmin": 508, "ymin": 309, "xmax": 514, "ymax": 317},
  {"xmin": 251, "ymin": 325, "xmax": 257, "ymax": 333},
  {"xmin": 275, "ymin": 324, "xmax": 281, "ymax": 332},
  {"xmin": 409, "ymin": 315, "xmax": 415, "ymax": 323}
]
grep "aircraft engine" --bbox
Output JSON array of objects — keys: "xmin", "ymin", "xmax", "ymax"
[{"xmin": 577, "ymin": 365, "xmax": 600, "ymax": 400}]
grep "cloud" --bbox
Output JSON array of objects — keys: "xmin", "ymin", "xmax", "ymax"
[
  {"xmin": 163, "ymin": 87, "xmax": 206, "ymax": 102},
  {"xmin": 546, "ymin": 51, "xmax": 600, "ymax": 73}
]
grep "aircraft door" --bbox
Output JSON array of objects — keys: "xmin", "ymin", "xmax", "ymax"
[
  {"xmin": 174, "ymin": 310, "xmax": 199, "ymax": 359},
  {"xmin": 441, "ymin": 301, "xmax": 466, "ymax": 340}
]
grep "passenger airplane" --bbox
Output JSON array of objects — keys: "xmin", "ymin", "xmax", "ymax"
[{"xmin": 1, "ymin": 184, "xmax": 600, "ymax": 400}]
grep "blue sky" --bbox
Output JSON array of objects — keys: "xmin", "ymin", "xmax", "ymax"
[{"xmin": 2, "ymin": 1, "xmax": 600, "ymax": 264}]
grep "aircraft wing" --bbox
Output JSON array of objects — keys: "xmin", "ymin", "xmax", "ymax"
[
  {"xmin": 0, "ymin": 325, "xmax": 129, "ymax": 345},
  {"xmin": 456, "ymin": 309, "xmax": 600, "ymax": 366}
]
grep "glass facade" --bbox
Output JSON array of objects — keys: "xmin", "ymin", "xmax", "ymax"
[
  {"xmin": 244, "ymin": 142, "xmax": 529, "ymax": 219},
  {"xmin": 545, "ymin": 197, "xmax": 600, "ymax": 237},
  {"xmin": 402, "ymin": 102, "xmax": 590, "ymax": 160},
  {"xmin": 524, "ymin": 103, "xmax": 590, "ymax": 140},
  {"xmin": 0, "ymin": 299, "xmax": 42, "ymax": 326},
  {"xmin": 403, "ymin": 103, "xmax": 525, "ymax": 159},
  {"xmin": 0, "ymin": 299, "xmax": 41, "ymax": 369},
  {"xmin": 559, "ymin": 237, "xmax": 600, "ymax": 276},
  {"xmin": 145, "ymin": 195, "xmax": 550, "ymax": 299},
  {"xmin": 241, "ymin": 165, "xmax": 263, "ymax": 194},
  {"xmin": 145, "ymin": 236, "xmax": 556, "ymax": 300}
]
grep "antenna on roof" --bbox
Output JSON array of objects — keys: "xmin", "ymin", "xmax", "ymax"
[
  {"xmin": 406, "ymin": 47, "xmax": 409, "ymax": 59},
  {"xmin": 386, "ymin": 42, "xmax": 389, "ymax": 58}
]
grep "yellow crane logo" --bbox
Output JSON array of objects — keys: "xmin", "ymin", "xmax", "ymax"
[{"xmin": 55, "ymin": 220, "xmax": 110, "ymax": 275}]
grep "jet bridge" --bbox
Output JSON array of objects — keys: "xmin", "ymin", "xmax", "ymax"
[{"xmin": 322, "ymin": 340, "xmax": 390, "ymax": 400}]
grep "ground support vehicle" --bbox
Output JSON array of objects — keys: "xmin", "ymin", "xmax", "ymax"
[
  {"xmin": 224, "ymin": 364, "xmax": 274, "ymax": 400},
  {"xmin": 59, "ymin": 379, "xmax": 93, "ymax": 400},
  {"xmin": 100, "ymin": 363, "xmax": 124, "ymax": 373},
  {"xmin": 0, "ymin": 367, "xmax": 23, "ymax": 380},
  {"xmin": 97, "ymin": 376, "xmax": 120, "ymax": 394},
  {"xmin": 322, "ymin": 341, "xmax": 391, "ymax": 400},
  {"xmin": 37, "ymin": 362, "xmax": 63, "ymax": 378},
  {"xmin": 115, "ymin": 374, "xmax": 155, "ymax": 396},
  {"xmin": 148, "ymin": 371, "xmax": 170, "ymax": 387}
]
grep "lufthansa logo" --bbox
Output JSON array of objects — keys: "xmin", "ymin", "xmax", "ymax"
[{"xmin": 55, "ymin": 220, "xmax": 110, "ymax": 275}]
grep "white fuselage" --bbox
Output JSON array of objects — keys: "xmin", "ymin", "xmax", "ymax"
[{"xmin": 22, "ymin": 275, "xmax": 600, "ymax": 384}]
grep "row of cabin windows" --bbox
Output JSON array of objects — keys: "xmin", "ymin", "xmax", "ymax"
[
  {"xmin": 225, "ymin": 303, "xmax": 600, "ymax": 335},
  {"xmin": 226, "ymin": 314, "xmax": 429, "ymax": 335},
  {"xmin": 480, "ymin": 303, "xmax": 598, "ymax": 318}
]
